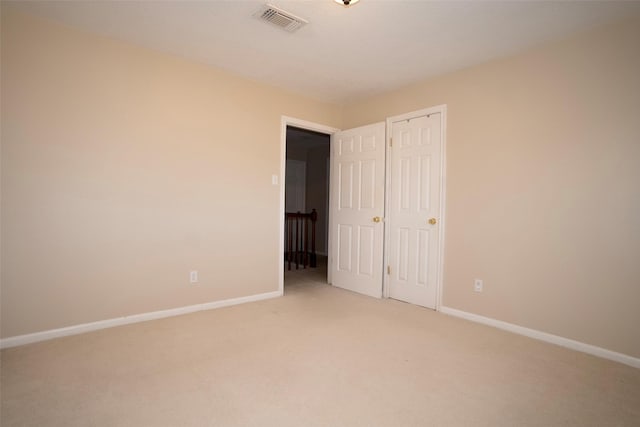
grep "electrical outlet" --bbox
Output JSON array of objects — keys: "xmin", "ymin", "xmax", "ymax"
[
  {"xmin": 474, "ymin": 279, "xmax": 483, "ymax": 292},
  {"xmin": 189, "ymin": 270, "xmax": 199, "ymax": 284}
]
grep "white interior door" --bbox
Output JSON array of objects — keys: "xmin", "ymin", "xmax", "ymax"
[
  {"xmin": 388, "ymin": 113, "xmax": 443, "ymax": 308},
  {"xmin": 330, "ymin": 122, "xmax": 385, "ymax": 298}
]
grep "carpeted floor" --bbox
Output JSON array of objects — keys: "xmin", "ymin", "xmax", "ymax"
[{"xmin": 1, "ymin": 266, "xmax": 639, "ymax": 426}]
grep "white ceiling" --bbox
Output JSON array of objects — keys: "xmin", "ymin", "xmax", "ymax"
[{"xmin": 10, "ymin": 0, "xmax": 640, "ymax": 104}]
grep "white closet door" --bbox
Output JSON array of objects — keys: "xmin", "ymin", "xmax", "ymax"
[{"xmin": 388, "ymin": 113, "xmax": 443, "ymax": 308}]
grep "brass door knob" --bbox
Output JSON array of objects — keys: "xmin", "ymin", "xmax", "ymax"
[
  {"xmin": 373, "ymin": 216, "xmax": 381, "ymax": 223},
  {"xmin": 428, "ymin": 218, "xmax": 437, "ymax": 225}
]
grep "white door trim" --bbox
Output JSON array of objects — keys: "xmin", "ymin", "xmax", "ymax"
[
  {"xmin": 383, "ymin": 105, "xmax": 447, "ymax": 310},
  {"xmin": 279, "ymin": 117, "xmax": 339, "ymax": 295}
]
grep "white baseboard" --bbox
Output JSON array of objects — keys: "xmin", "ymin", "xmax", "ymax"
[
  {"xmin": 0, "ymin": 290, "xmax": 283, "ymax": 350},
  {"xmin": 439, "ymin": 306, "xmax": 640, "ymax": 369}
]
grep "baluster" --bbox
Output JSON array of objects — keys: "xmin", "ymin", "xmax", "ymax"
[
  {"xmin": 310, "ymin": 209, "xmax": 317, "ymax": 268},
  {"xmin": 296, "ymin": 211, "xmax": 302, "ymax": 270},
  {"xmin": 303, "ymin": 214, "xmax": 308, "ymax": 269},
  {"xmin": 285, "ymin": 210, "xmax": 318, "ymax": 271},
  {"xmin": 287, "ymin": 214, "xmax": 292, "ymax": 271}
]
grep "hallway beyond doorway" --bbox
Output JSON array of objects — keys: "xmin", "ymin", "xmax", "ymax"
[{"xmin": 284, "ymin": 255, "xmax": 328, "ymax": 292}]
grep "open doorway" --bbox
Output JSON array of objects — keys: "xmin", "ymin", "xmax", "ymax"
[{"xmin": 283, "ymin": 125, "xmax": 331, "ymax": 291}]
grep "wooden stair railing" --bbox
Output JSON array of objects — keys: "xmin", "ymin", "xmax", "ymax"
[{"xmin": 285, "ymin": 209, "xmax": 317, "ymax": 270}]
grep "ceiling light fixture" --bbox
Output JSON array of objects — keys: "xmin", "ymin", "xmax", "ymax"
[{"xmin": 334, "ymin": 0, "xmax": 360, "ymax": 6}]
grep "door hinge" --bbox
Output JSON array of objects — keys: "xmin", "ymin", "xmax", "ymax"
[
  {"xmin": 387, "ymin": 265, "xmax": 391, "ymax": 275},
  {"xmin": 389, "ymin": 137, "xmax": 393, "ymax": 147}
]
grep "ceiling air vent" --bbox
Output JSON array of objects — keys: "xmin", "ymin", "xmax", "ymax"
[{"xmin": 254, "ymin": 4, "xmax": 308, "ymax": 33}]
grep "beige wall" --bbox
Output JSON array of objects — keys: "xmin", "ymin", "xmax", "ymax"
[
  {"xmin": 343, "ymin": 17, "xmax": 640, "ymax": 358},
  {"xmin": 0, "ymin": 8, "xmax": 341, "ymax": 338}
]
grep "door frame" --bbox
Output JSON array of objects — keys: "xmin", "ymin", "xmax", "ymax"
[
  {"xmin": 383, "ymin": 105, "xmax": 447, "ymax": 310},
  {"xmin": 279, "ymin": 116, "xmax": 339, "ymax": 295}
]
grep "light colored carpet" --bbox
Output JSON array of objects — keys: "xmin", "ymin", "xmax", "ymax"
[{"xmin": 2, "ymin": 268, "xmax": 639, "ymax": 426}]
